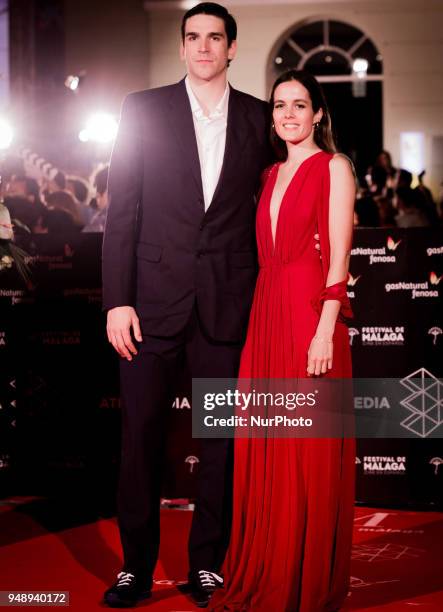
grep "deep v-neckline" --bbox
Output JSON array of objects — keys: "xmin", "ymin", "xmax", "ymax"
[{"xmin": 269, "ymin": 150, "xmax": 324, "ymax": 252}]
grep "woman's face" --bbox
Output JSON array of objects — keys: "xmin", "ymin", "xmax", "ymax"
[
  {"xmin": 378, "ymin": 152, "xmax": 390, "ymax": 169},
  {"xmin": 272, "ymin": 80, "xmax": 323, "ymax": 146}
]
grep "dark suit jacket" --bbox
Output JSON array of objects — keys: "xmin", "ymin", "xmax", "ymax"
[{"xmin": 102, "ymin": 78, "xmax": 271, "ymax": 342}]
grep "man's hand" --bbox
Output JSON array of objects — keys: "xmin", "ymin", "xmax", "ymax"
[{"xmin": 107, "ymin": 306, "xmax": 142, "ymax": 361}]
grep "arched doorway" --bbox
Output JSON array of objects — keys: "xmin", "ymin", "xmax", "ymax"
[{"xmin": 267, "ymin": 19, "xmax": 383, "ymax": 179}]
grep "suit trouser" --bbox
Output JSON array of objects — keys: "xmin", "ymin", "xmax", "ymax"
[{"xmin": 117, "ymin": 305, "xmax": 242, "ymax": 586}]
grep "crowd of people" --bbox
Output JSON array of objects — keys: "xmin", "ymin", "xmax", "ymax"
[
  {"xmin": 354, "ymin": 150, "xmax": 441, "ymax": 228},
  {"xmin": 1, "ymin": 160, "xmax": 109, "ymax": 235},
  {"xmin": 0, "ymin": 148, "xmax": 441, "ymax": 237}
]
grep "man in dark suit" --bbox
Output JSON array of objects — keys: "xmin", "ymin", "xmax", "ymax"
[{"xmin": 102, "ymin": 2, "xmax": 270, "ymax": 607}]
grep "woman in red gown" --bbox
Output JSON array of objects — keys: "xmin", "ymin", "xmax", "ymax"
[{"xmin": 211, "ymin": 70, "xmax": 356, "ymax": 611}]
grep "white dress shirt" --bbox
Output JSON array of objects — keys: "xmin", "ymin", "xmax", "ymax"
[{"xmin": 185, "ymin": 76, "xmax": 229, "ymax": 211}]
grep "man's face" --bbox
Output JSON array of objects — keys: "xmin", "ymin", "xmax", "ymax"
[{"xmin": 180, "ymin": 14, "xmax": 236, "ymax": 83}]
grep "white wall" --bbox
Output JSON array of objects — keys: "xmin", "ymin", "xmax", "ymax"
[
  {"xmin": 0, "ymin": 0, "xmax": 9, "ymax": 110},
  {"xmin": 146, "ymin": 0, "xmax": 443, "ymax": 194},
  {"xmin": 64, "ymin": 0, "xmax": 150, "ymax": 119}
]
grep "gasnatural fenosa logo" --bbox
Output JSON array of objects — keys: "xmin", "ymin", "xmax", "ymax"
[
  {"xmin": 347, "ymin": 273, "xmax": 361, "ymax": 298},
  {"xmin": 350, "ymin": 236, "xmax": 401, "ymax": 265},
  {"xmin": 385, "ymin": 278, "xmax": 439, "ymax": 299},
  {"xmin": 429, "ymin": 271, "xmax": 443, "ymax": 285},
  {"xmin": 347, "ymin": 273, "xmax": 361, "ymax": 286},
  {"xmin": 386, "ymin": 236, "xmax": 402, "ymax": 251}
]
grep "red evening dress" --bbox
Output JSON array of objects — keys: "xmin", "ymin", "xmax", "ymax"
[{"xmin": 211, "ymin": 150, "xmax": 355, "ymax": 611}]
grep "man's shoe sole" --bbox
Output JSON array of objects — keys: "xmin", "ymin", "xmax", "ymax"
[
  {"xmin": 190, "ymin": 594, "xmax": 210, "ymax": 609},
  {"xmin": 183, "ymin": 587, "xmax": 210, "ymax": 609},
  {"xmin": 103, "ymin": 590, "xmax": 151, "ymax": 608}
]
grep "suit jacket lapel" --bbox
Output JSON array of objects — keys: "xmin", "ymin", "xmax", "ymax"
[
  {"xmin": 208, "ymin": 86, "xmax": 249, "ymax": 212},
  {"xmin": 168, "ymin": 79, "xmax": 204, "ymax": 200}
]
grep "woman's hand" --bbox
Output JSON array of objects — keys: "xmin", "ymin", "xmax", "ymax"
[{"xmin": 307, "ymin": 336, "xmax": 333, "ymax": 376}]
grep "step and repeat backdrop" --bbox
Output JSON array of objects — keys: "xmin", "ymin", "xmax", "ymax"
[{"xmin": 0, "ymin": 228, "xmax": 442, "ymax": 508}]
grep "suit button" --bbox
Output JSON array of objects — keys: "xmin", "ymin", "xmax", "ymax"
[{"xmin": 199, "ymin": 223, "xmax": 204, "ymax": 230}]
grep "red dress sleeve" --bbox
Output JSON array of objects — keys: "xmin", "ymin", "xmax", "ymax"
[{"xmin": 311, "ymin": 279, "xmax": 353, "ymax": 320}]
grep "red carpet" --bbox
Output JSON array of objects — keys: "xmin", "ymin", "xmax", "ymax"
[{"xmin": 0, "ymin": 498, "xmax": 442, "ymax": 610}]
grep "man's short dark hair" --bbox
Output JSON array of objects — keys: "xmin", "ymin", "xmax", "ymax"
[
  {"xmin": 396, "ymin": 186, "xmax": 420, "ymax": 209},
  {"xmin": 397, "ymin": 168, "xmax": 413, "ymax": 188},
  {"xmin": 181, "ymin": 2, "xmax": 237, "ymax": 47}
]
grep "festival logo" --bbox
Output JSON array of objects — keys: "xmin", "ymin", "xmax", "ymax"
[
  {"xmin": 39, "ymin": 330, "xmax": 81, "ymax": 345},
  {"xmin": 361, "ymin": 326, "xmax": 405, "ymax": 346},
  {"xmin": 400, "ymin": 368, "xmax": 443, "ymax": 438},
  {"xmin": 361, "ymin": 456, "xmax": 406, "ymax": 475},
  {"xmin": 0, "ymin": 331, "xmax": 5, "ymax": 347},
  {"xmin": 348, "ymin": 326, "xmax": 405, "ymax": 346},
  {"xmin": 348, "ymin": 328, "xmax": 359, "ymax": 346},
  {"xmin": 429, "ymin": 457, "xmax": 443, "ymax": 475},
  {"xmin": 428, "ymin": 327, "xmax": 442, "ymax": 346},
  {"xmin": 185, "ymin": 455, "xmax": 199, "ymax": 473}
]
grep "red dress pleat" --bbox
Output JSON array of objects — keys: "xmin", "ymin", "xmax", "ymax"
[{"xmin": 211, "ymin": 151, "xmax": 355, "ymax": 612}]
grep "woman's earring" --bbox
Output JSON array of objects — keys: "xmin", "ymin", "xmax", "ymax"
[{"xmin": 313, "ymin": 122, "xmax": 320, "ymax": 130}]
